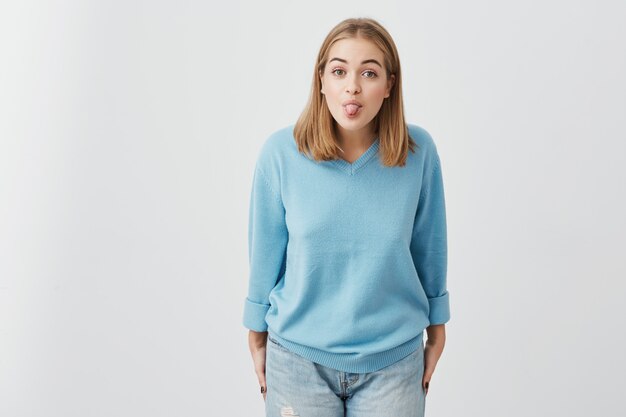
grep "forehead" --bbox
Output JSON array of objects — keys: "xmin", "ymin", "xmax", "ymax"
[{"xmin": 326, "ymin": 37, "xmax": 384, "ymax": 64}]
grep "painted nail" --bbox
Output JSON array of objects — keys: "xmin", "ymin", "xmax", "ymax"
[{"xmin": 261, "ymin": 386, "xmax": 265, "ymax": 393}]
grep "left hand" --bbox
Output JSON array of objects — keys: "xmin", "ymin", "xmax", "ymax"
[{"xmin": 422, "ymin": 329, "xmax": 446, "ymax": 395}]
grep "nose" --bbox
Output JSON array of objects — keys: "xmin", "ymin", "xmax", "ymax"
[{"xmin": 346, "ymin": 74, "xmax": 361, "ymax": 95}]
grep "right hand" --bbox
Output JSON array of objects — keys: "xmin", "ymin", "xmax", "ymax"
[{"xmin": 249, "ymin": 330, "xmax": 268, "ymax": 401}]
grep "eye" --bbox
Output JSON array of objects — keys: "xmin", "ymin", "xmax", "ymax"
[{"xmin": 330, "ymin": 68, "xmax": 378, "ymax": 78}]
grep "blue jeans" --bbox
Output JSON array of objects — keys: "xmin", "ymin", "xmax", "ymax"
[{"xmin": 265, "ymin": 334, "xmax": 426, "ymax": 417}]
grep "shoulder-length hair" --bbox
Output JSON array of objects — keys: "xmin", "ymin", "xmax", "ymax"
[{"xmin": 294, "ymin": 17, "xmax": 418, "ymax": 167}]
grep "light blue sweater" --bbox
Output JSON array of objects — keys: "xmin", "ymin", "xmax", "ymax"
[{"xmin": 242, "ymin": 123, "xmax": 450, "ymax": 373}]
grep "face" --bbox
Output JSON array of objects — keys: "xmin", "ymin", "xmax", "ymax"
[{"xmin": 320, "ymin": 37, "xmax": 395, "ymax": 139}]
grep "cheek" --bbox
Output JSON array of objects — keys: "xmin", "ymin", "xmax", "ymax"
[
  {"xmin": 369, "ymin": 83, "xmax": 389, "ymax": 97},
  {"xmin": 326, "ymin": 82, "xmax": 344, "ymax": 95}
]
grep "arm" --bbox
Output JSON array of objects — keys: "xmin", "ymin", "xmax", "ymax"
[
  {"xmin": 242, "ymin": 165, "xmax": 288, "ymax": 333},
  {"xmin": 410, "ymin": 151, "xmax": 449, "ymax": 393},
  {"xmin": 410, "ymin": 151, "xmax": 450, "ymax": 327}
]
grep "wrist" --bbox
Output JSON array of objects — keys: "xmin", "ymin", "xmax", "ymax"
[
  {"xmin": 425, "ymin": 323, "xmax": 446, "ymax": 343},
  {"xmin": 249, "ymin": 330, "xmax": 268, "ymax": 349}
]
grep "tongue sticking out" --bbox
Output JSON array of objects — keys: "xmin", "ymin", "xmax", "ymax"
[{"xmin": 345, "ymin": 104, "xmax": 361, "ymax": 115}]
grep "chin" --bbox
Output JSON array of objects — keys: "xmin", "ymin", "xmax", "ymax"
[
  {"xmin": 337, "ymin": 118, "xmax": 375, "ymax": 131},
  {"xmin": 330, "ymin": 112, "xmax": 372, "ymax": 130}
]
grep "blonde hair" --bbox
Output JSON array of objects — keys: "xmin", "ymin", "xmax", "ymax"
[{"xmin": 294, "ymin": 17, "xmax": 418, "ymax": 167}]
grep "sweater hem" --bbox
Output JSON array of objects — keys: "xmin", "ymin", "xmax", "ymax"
[{"xmin": 267, "ymin": 327, "xmax": 425, "ymax": 373}]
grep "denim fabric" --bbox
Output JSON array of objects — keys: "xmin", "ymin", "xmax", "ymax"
[{"xmin": 265, "ymin": 335, "xmax": 426, "ymax": 417}]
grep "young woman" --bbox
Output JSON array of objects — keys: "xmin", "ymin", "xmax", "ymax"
[{"xmin": 243, "ymin": 17, "xmax": 450, "ymax": 417}]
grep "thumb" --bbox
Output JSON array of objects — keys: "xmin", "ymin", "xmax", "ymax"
[
  {"xmin": 422, "ymin": 356, "xmax": 434, "ymax": 396},
  {"xmin": 258, "ymin": 372, "xmax": 267, "ymax": 402},
  {"xmin": 254, "ymin": 354, "xmax": 267, "ymax": 402},
  {"xmin": 422, "ymin": 375, "xmax": 430, "ymax": 396},
  {"xmin": 422, "ymin": 342, "xmax": 440, "ymax": 396},
  {"xmin": 422, "ymin": 361, "xmax": 436, "ymax": 396}
]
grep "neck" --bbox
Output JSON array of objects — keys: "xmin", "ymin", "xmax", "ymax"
[{"xmin": 334, "ymin": 123, "xmax": 377, "ymax": 150}]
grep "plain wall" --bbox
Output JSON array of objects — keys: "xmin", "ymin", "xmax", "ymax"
[{"xmin": 1, "ymin": 0, "xmax": 625, "ymax": 416}]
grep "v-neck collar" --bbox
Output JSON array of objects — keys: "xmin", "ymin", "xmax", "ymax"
[{"xmin": 330, "ymin": 138, "xmax": 380, "ymax": 175}]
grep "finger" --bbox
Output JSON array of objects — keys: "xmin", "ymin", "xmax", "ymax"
[
  {"xmin": 252, "ymin": 346, "xmax": 267, "ymax": 402},
  {"xmin": 255, "ymin": 362, "xmax": 267, "ymax": 401},
  {"xmin": 422, "ymin": 367, "xmax": 434, "ymax": 387},
  {"xmin": 254, "ymin": 353, "xmax": 266, "ymax": 385}
]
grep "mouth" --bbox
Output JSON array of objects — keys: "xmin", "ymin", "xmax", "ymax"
[
  {"xmin": 342, "ymin": 99, "xmax": 363, "ymax": 107},
  {"xmin": 343, "ymin": 103, "xmax": 362, "ymax": 117}
]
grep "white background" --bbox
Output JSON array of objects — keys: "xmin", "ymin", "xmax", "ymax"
[{"xmin": 1, "ymin": 0, "xmax": 625, "ymax": 416}]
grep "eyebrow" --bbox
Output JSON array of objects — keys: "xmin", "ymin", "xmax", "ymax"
[{"xmin": 328, "ymin": 57, "xmax": 383, "ymax": 68}]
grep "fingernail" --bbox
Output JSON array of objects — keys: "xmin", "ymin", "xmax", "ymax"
[
  {"xmin": 261, "ymin": 386, "xmax": 265, "ymax": 393},
  {"xmin": 425, "ymin": 382, "xmax": 429, "ymax": 389}
]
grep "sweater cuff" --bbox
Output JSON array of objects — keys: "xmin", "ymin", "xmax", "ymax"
[
  {"xmin": 243, "ymin": 297, "xmax": 270, "ymax": 332},
  {"xmin": 427, "ymin": 291, "xmax": 450, "ymax": 325}
]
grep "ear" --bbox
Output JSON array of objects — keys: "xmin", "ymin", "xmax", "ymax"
[
  {"xmin": 384, "ymin": 73, "xmax": 395, "ymax": 98},
  {"xmin": 319, "ymin": 71, "xmax": 325, "ymax": 94}
]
